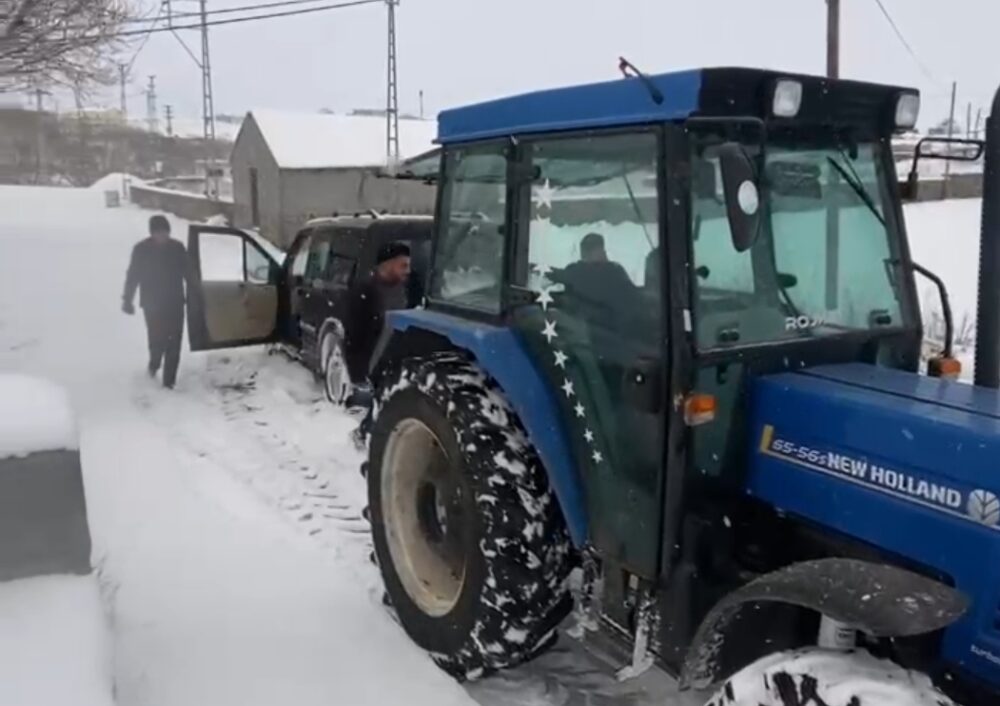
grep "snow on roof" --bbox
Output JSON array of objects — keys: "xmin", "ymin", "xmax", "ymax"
[
  {"xmin": 246, "ymin": 110, "xmax": 437, "ymax": 170},
  {"xmin": 0, "ymin": 374, "xmax": 78, "ymax": 459}
]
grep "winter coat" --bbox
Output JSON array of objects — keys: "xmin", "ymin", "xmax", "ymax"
[
  {"xmin": 123, "ymin": 237, "xmax": 188, "ymax": 312},
  {"xmin": 343, "ymin": 274, "xmax": 411, "ymax": 382}
]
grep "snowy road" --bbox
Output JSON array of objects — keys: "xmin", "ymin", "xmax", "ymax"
[
  {"xmin": 0, "ymin": 184, "xmax": 982, "ymax": 706},
  {"xmin": 0, "ymin": 185, "xmax": 688, "ymax": 706}
]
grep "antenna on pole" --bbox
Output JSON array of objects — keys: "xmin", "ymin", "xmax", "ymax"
[
  {"xmin": 386, "ymin": 0, "xmax": 400, "ymax": 165},
  {"xmin": 199, "ymin": 0, "xmax": 216, "ymax": 143}
]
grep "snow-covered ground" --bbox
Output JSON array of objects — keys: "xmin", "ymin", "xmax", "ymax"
[
  {"xmin": 0, "ymin": 183, "xmax": 984, "ymax": 706},
  {"xmin": 0, "ymin": 185, "xmax": 686, "ymax": 706}
]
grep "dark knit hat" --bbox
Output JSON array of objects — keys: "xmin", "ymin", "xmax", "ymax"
[
  {"xmin": 376, "ymin": 241, "xmax": 411, "ymax": 265},
  {"xmin": 149, "ymin": 214, "xmax": 170, "ymax": 234}
]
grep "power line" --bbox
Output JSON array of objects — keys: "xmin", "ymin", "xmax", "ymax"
[
  {"xmin": 128, "ymin": 0, "xmax": 342, "ymax": 25},
  {"xmin": 871, "ymin": 0, "xmax": 936, "ymax": 80},
  {"xmin": 110, "ymin": 0, "xmax": 383, "ymax": 37},
  {"xmin": 124, "ymin": 3, "xmax": 165, "ymax": 74}
]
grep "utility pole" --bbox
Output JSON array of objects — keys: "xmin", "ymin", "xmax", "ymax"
[
  {"xmin": 967, "ymin": 102, "xmax": 973, "ymax": 139},
  {"xmin": 419, "ymin": 89, "xmax": 424, "ymax": 120},
  {"xmin": 975, "ymin": 108, "xmax": 984, "ymax": 139},
  {"xmin": 386, "ymin": 0, "xmax": 400, "ymax": 164},
  {"xmin": 34, "ymin": 87, "xmax": 48, "ymax": 184},
  {"xmin": 200, "ymin": 0, "xmax": 216, "ymax": 143},
  {"xmin": 165, "ymin": 105, "xmax": 174, "ymax": 137},
  {"xmin": 826, "ymin": 0, "xmax": 840, "ymax": 79},
  {"xmin": 119, "ymin": 64, "xmax": 128, "ymax": 120},
  {"xmin": 146, "ymin": 75, "xmax": 159, "ymax": 133},
  {"xmin": 944, "ymin": 81, "xmax": 957, "ymax": 197}
]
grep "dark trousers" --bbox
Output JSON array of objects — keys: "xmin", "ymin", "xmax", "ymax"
[{"xmin": 144, "ymin": 305, "xmax": 184, "ymax": 387}]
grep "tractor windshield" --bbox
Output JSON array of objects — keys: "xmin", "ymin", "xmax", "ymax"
[{"xmin": 690, "ymin": 134, "xmax": 909, "ymax": 350}]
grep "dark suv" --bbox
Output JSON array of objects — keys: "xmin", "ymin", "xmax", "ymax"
[{"xmin": 185, "ymin": 215, "xmax": 432, "ymax": 403}]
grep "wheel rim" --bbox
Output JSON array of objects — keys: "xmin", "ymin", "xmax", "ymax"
[
  {"xmin": 324, "ymin": 341, "xmax": 348, "ymax": 403},
  {"xmin": 381, "ymin": 418, "xmax": 466, "ymax": 617}
]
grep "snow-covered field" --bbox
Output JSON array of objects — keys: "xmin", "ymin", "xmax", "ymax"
[{"xmin": 0, "ymin": 184, "xmax": 984, "ymax": 706}]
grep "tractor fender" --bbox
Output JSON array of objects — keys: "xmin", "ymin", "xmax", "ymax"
[
  {"xmin": 679, "ymin": 557, "xmax": 969, "ymax": 690},
  {"xmin": 372, "ymin": 308, "xmax": 589, "ymax": 546}
]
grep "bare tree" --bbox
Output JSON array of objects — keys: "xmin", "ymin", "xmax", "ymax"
[{"xmin": 0, "ymin": 1, "xmax": 137, "ymax": 93}]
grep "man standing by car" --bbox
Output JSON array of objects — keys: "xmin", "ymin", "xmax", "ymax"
[
  {"xmin": 344, "ymin": 241, "xmax": 412, "ymax": 390},
  {"xmin": 122, "ymin": 215, "xmax": 188, "ymax": 389}
]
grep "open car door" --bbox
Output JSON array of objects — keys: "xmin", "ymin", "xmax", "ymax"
[{"xmin": 187, "ymin": 225, "xmax": 284, "ymax": 351}]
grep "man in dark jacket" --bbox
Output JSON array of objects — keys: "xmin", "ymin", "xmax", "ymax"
[
  {"xmin": 122, "ymin": 215, "xmax": 188, "ymax": 389},
  {"xmin": 343, "ymin": 241, "xmax": 412, "ymax": 386}
]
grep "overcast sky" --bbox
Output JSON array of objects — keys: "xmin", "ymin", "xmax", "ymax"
[{"xmin": 85, "ymin": 0, "xmax": 1000, "ymax": 130}]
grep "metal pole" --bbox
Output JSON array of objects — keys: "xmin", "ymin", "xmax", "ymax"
[
  {"xmin": 944, "ymin": 81, "xmax": 957, "ymax": 198},
  {"xmin": 826, "ymin": 0, "xmax": 840, "ymax": 79},
  {"xmin": 165, "ymin": 105, "xmax": 173, "ymax": 137},
  {"xmin": 967, "ymin": 102, "xmax": 973, "ymax": 139},
  {"xmin": 200, "ymin": 0, "xmax": 216, "ymax": 143},
  {"xmin": 146, "ymin": 75, "xmax": 158, "ymax": 133},
  {"xmin": 974, "ymin": 85, "xmax": 1000, "ymax": 388},
  {"xmin": 119, "ymin": 63, "xmax": 128, "ymax": 119},
  {"xmin": 34, "ymin": 88, "xmax": 45, "ymax": 183},
  {"xmin": 386, "ymin": 0, "xmax": 400, "ymax": 164}
]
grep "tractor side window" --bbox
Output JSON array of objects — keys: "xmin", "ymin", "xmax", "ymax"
[{"xmin": 431, "ymin": 144, "xmax": 507, "ymax": 313}]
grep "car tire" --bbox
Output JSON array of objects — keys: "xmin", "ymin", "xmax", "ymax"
[
  {"xmin": 705, "ymin": 647, "xmax": 956, "ymax": 706},
  {"xmin": 367, "ymin": 352, "xmax": 573, "ymax": 680},
  {"xmin": 320, "ymin": 332, "xmax": 351, "ymax": 405}
]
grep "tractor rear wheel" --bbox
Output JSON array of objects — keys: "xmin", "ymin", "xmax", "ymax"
[
  {"xmin": 366, "ymin": 352, "xmax": 573, "ymax": 680},
  {"xmin": 706, "ymin": 647, "xmax": 955, "ymax": 706}
]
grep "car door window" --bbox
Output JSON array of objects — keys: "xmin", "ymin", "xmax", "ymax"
[
  {"xmin": 244, "ymin": 240, "xmax": 275, "ymax": 284},
  {"xmin": 305, "ymin": 236, "xmax": 333, "ymax": 284},
  {"xmin": 289, "ymin": 232, "xmax": 313, "ymax": 278},
  {"xmin": 325, "ymin": 255, "xmax": 356, "ymax": 289}
]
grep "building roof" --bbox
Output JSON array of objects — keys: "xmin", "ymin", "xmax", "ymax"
[
  {"xmin": 245, "ymin": 109, "xmax": 437, "ymax": 170},
  {"xmin": 437, "ymin": 67, "xmax": 915, "ymax": 144}
]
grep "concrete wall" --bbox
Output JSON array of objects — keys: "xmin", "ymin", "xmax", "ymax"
[
  {"xmin": 130, "ymin": 183, "xmax": 233, "ymax": 223},
  {"xmin": 277, "ymin": 168, "xmax": 435, "ymax": 248},
  {"xmin": 230, "ymin": 117, "xmax": 283, "ymax": 244},
  {"xmin": 902, "ymin": 173, "xmax": 983, "ymax": 202}
]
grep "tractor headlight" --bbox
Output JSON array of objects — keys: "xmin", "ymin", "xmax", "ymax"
[
  {"xmin": 895, "ymin": 92, "xmax": 920, "ymax": 130},
  {"xmin": 772, "ymin": 80, "xmax": 803, "ymax": 118}
]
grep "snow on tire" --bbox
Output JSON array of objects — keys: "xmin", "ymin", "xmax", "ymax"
[
  {"xmin": 707, "ymin": 647, "xmax": 955, "ymax": 706},
  {"xmin": 366, "ymin": 352, "xmax": 574, "ymax": 680}
]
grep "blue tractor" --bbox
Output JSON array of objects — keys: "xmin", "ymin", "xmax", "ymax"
[{"xmin": 363, "ymin": 65, "xmax": 1000, "ymax": 705}]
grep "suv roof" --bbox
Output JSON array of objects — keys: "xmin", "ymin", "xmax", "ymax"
[{"xmin": 304, "ymin": 213, "xmax": 433, "ymax": 229}]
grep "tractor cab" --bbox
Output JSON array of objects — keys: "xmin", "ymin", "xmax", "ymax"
[{"xmin": 366, "ymin": 67, "xmax": 998, "ymax": 705}]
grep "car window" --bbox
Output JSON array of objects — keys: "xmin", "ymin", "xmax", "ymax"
[
  {"xmin": 325, "ymin": 255, "xmax": 356, "ymax": 288},
  {"xmin": 289, "ymin": 232, "xmax": 312, "ymax": 277},
  {"xmin": 305, "ymin": 236, "xmax": 332, "ymax": 281}
]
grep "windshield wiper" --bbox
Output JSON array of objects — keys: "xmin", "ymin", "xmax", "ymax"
[{"xmin": 826, "ymin": 154, "xmax": 886, "ymax": 227}]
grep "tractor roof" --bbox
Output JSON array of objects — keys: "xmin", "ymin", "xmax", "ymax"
[{"xmin": 437, "ymin": 67, "xmax": 916, "ymax": 144}]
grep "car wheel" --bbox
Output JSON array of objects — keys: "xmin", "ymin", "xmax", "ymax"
[
  {"xmin": 367, "ymin": 352, "xmax": 573, "ymax": 680},
  {"xmin": 321, "ymin": 332, "xmax": 351, "ymax": 405},
  {"xmin": 705, "ymin": 647, "xmax": 956, "ymax": 706}
]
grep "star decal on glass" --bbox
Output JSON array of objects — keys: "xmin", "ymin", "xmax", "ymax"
[
  {"xmin": 533, "ymin": 263, "xmax": 553, "ymax": 278},
  {"xmin": 542, "ymin": 319, "xmax": 558, "ymax": 343},
  {"xmin": 574, "ymin": 402, "xmax": 585, "ymax": 418},
  {"xmin": 584, "ymin": 428, "xmax": 594, "ymax": 444},
  {"xmin": 533, "ymin": 178, "xmax": 556, "ymax": 210},
  {"xmin": 536, "ymin": 287, "xmax": 555, "ymax": 311},
  {"xmin": 553, "ymin": 350, "xmax": 568, "ymax": 368},
  {"xmin": 562, "ymin": 379, "xmax": 575, "ymax": 398},
  {"xmin": 592, "ymin": 450, "xmax": 603, "ymax": 464}
]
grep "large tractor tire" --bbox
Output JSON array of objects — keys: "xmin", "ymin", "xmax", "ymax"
[
  {"xmin": 706, "ymin": 648, "xmax": 955, "ymax": 706},
  {"xmin": 366, "ymin": 352, "xmax": 574, "ymax": 680}
]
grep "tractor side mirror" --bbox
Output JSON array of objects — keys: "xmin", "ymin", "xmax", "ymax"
[{"xmin": 718, "ymin": 142, "xmax": 761, "ymax": 252}]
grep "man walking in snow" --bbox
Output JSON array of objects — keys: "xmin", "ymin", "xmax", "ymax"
[{"xmin": 122, "ymin": 215, "xmax": 188, "ymax": 390}]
